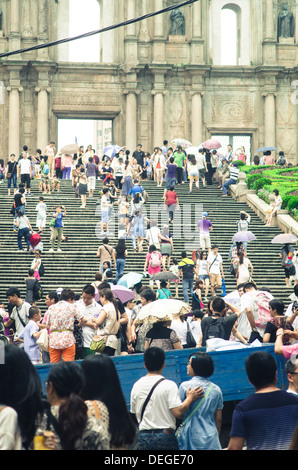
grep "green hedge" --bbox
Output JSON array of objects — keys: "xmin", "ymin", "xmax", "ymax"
[{"xmin": 241, "ymin": 165, "xmax": 298, "ymax": 220}]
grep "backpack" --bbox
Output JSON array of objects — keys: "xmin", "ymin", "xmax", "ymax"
[
  {"xmin": 278, "ymin": 155, "xmax": 286, "ymax": 165},
  {"xmin": 205, "ymin": 317, "xmax": 225, "ymax": 341},
  {"xmin": 30, "ymin": 232, "xmax": 42, "ymax": 247},
  {"xmin": 254, "ymin": 291, "xmax": 273, "ymax": 328},
  {"xmin": 39, "ymin": 262, "xmax": 45, "ymax": 277},
  {"xmin": 33, "ymin": 281, "xmax": 43, "ymax": 301},
  {"xmin": 149, "ymin": 251, "xmax": 161, "ymax": 268},
  {"xmin": 43, "ymin": 163, "xmax": 49, "ymax": 175}
]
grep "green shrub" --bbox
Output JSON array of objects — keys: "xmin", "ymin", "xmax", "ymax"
[
  {"xmin": 288, "ymin": 197, "xmax": 298, "ymax": 212},
  {"xmin": 233, "ymin": 160, "xmax": 245, "ymax": 167},
  {"xmin": 246, "ymin": 173, "xmax": 262, "ymax": 189},
  {"xmin": 254, "ymin": 178, "xmax": 272, "ymax": 191}
]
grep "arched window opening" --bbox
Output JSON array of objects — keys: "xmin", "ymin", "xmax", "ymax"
[{"xmin": 220, "ymin": 4, "xmax": 241, "ymax": 65}]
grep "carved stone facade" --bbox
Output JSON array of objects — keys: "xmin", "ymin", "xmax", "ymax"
[{"xmin": 0, "ymin": 0, "xmax": 297, "ymax": 162}]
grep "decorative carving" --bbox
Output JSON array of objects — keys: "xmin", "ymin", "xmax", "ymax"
[
  {"xmin": 52, "ymin": 90, "xmax": 121, "ymax": 107},
  {"xmin": 212, "ymin": 96, "xmax": 254, "ymax": 124}
]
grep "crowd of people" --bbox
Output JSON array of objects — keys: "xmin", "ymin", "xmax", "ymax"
[{"xmin": 0, "ymin": 140, "xmax": 297, "ymax": 452}]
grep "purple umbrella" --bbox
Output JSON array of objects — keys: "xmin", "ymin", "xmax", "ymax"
[
  {"xmin": 232, "ymin": 231, "xmax": 256, "ymax": 243},
  {"xmin": 111, "ymin": 285, "xmax": 135, "ymax": 304}
]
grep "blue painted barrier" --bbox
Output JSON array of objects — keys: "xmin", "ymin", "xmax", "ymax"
[{"xmin": 35, "ymin": 344, "xmax": 288, "ymax": 407}]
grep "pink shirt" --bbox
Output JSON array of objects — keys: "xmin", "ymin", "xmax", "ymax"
[
  {"xmin": 282, "ymin": 344, "xmax": 298, "ymax": 360},
  {"xmin": 61, "ymin": 155, "xmax": 73, "ymax": 168},
  {"xmin": 46, "ymin": 301, "xmax": 83, "ymax": 349},
  {"xmin": 264, "ymin": 155, "xmax": 275, "ymax": 165}
]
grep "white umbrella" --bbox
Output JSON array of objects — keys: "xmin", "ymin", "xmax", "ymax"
[
  {"xmin": 271, "ymin": 234, "xmax": 298, "ymax": 244},
  {"xmin": 172, "ymin": 138, "xmax": 193, "ymax": 148},
  {"xmin": 60, "ymin": 144, "xmax": 80, "ymax": 155},
  {"xmin": 232, "ymin": 231, "xmax": 256, "ymax": 243},
  {"xmin": 103, "ymin": 145, "xmax": 122, "ymax": 159},
  {"xmin": 185, "ymin": 146, "xmax": 200, "ymax": 155},
  {"xmin": 134, "ymin": 299, "xmax": 191, "ymax": 325}
]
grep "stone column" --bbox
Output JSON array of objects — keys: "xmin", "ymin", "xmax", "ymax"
[
  {"xmin": 101, "ymin": 0, "xmax": 114, "ymax": 63},
  {"xmin": 191, "ymin": 92, "xmax": 203, "ymax": 146},
  {"xmin": 191, "ymin": 1, "xmax": 204, "ymax": 64},
  {"xmin": 153, "ymin": 0, "xmax": 165, "ymax": 63},
  {"xmin": 35, "ymin": 87, "xmax": 49, "ymax": 150},
  {"xmin": 7, "ymin": 87, "xmax": 21, "ymax": 156},
  {"xmin": 9, "ymin": 0, "xmax": 21, "ymax": 54},
  {"xmin": 152, "ymin": 90, "xmax": 165, "ymax": 147},
  {"xmin": 125, "ymin": 0, "xmax": 138, "ymax": 65},
  {"xmin": 125, "ymin": 91, "xmax": 137, "ymax": 152},
  {"xmin": 264, "ymin": 92, "xmax": 276, "ymax": 148},
  {"xmin": 263, "ymin": 0, "xmax": 276, "ymax": 64}
]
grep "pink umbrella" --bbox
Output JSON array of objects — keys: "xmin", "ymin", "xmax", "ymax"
[{"xmin": 202, "ymin": 139, "xmax": 222, "ymax": 150}]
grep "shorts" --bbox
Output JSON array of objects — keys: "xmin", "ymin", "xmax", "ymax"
[
  {"xmin": 209, "ymin": 273, "xmax": 222, "ymax": 288},
  {"xmin": 189, "ymin": 169, "xmax": 198, "ymax": 177},
  {"xmin": 200, "ymin": 234, "xmax": 211, "ymax": 249},
  {"xmin": 41, "ymin": 174, "xmax": 50, "ymax": 183},
  {"xmin": 199, "ymin": 168, "xmax": 205, "ymax": 178},
  {"xmin": 101, "ymin": 210, "xmax": 109, "ymax": 223},
  {"xmin": 199, "ymin": 274, "xmax": 209, "ymax": 281}
]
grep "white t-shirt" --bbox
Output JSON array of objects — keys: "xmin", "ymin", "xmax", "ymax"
[
  {"xmin": 0, "ymin": 405, "xmax": 22, "ymax": 450},
  {"xmin": 101, "ymin": 195, "xmax": 109, "ymax": 211},
  {"xmin": 146, "ymin": 226, "xmax": 161, "ymax": 246},
  {"xmin": 18, "ymin": 159, "xmax": 31, "ymax": 175},
  {"xmin": 171, "ymin": 319, "xmax": 188, "ymax": 346},
  {"xmin": 237, "ymin": 290, "xmax": 264, "ymax": 338},
  {"xmin": 130, "ymin": 375, "xmax": 182, "ymax": 431},
  {"xmin": 77, "ymin": 299, "xmax": 102, "ymax": 348},
  {"xmin": 238, "ymin": 258, "xmax": 251, "ymax": 284},
  {"xmin": 207, "ymin": 253, "xmax": 223, "ymax": 275},
  {"xmin": 195, "ymin": 153, "xmax": 206, "ymax": 169}
]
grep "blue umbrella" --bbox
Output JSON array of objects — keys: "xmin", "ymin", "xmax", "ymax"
[
  {"xmin": 256, "ymin": 146, "xmax": 277, "ymax": 152},
  {"xmin": 117, "ymin": 272, "xmax": 143, "ymax": 288},
  {"xmin": 103, "ymin": 145, "xmax": 122, "ymax": 159}
]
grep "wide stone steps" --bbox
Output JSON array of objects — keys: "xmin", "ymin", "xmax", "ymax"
[{"xmin": 0, "ymin": 178, "xmax": 292, "ymax": 311}]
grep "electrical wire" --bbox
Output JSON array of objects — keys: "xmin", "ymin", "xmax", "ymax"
[{"xmin": 0, "ymin": 0, "xmax": 198, "ymax": 59}]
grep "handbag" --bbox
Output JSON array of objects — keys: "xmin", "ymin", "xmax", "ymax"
[
  {"xmin": 90, "ymin": 334, "xmax": 108, "ymax": 353},
  {"xmin": 90, "ymin": 315, "xmax": 118, "ymax": 353},
  {"xmin": 185, "ymin": 322, "xmax": 196, "ymax": 348},
  {"xmin": 175, "ymin": 383, "xmax": 214, "ymax": 439},
  {"xmin": 36, "ymin": 328, "xmax": 49, "ymax": 352}
]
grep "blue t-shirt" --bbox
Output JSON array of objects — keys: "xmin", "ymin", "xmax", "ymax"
[
  {"xmin": 129, "ymin": 185, "xmax": 144, "ymax": 197},
  {"xmin": 230, "ymin": 390, "xmax": 298, "ymax": 450},
  {"xmin": 19, "ymin": 320, "xmax": 40, "ymax": 362},
  {"xmin": 53, "ymin": 213, "xmax": 63, "ymax": 228}
]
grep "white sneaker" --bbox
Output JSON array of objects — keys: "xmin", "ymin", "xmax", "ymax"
[
  {"xmin": 57, "ymin": 249, "xmax": 62, "ymax": 253},
  {"xmin": 48, "ymin": 248, "xmax": 54, "ymax": 253}
]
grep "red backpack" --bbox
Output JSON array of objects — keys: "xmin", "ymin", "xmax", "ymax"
[{"xmin": 30, "ymin": 232, "xmax": 42, "ymax": 247}]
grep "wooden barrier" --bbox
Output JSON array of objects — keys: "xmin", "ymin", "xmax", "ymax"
[{"xmin": 35, "ymin": 344, "xmax": 288, "ymax": 407}]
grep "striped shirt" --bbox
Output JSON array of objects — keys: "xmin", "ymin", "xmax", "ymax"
[{"xmin": 229, "ymin": 167, "xmax": 239, "ymax": 181}]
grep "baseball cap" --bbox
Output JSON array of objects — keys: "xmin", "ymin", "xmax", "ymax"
[{"xmin": 202, "ymin": 212, "xmax": 208, "ymax": 217}]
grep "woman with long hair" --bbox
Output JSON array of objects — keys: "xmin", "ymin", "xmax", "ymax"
[
  {"xmin": 0, "ymin": 344, "xmax": 43, "ymax": 450},
  {"xmin": 187, "ymin": 155, "xmax": 199, "ymax": 193},
  {"xmin": 36, "ymin": 361, "xmax": 110, "ymax": 450},
  {"xmin": 92, "ymin": 288, "xmax": 120, "ymax": 356},
  {"xmin": 81, "ymin": 354, "xmax": 136, "ymax": 450},
  {"xmin": 121, "ymin": 160, "xmax": 134, "ymax": 196}
]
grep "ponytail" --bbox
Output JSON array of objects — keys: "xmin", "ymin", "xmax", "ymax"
[{"xmin": 100, "ymin": 287, "xmax": 119, "ymax": 321}]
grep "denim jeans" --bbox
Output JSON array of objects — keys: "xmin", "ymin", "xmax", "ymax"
[
  {"xmin": 222, "ymin": 178, "xmax": 237, "ymax": 195},
  {"xmin": 7, "ymin": 173, "xmax": 17, "ymax": 189},
  {"xmin": 116, "ymin": 258, "xmax": 126, "ymax": 282},
  {"xmin": 18, "ymin": 227, "xmax": 31, "ymax": 250},
  {"xmin": 138, "ymin": 431, "xmax": 179, "ymax": 451},
  {"xmin": 62, "ymin": 167, "xmax": 71, "ymax": 179},
  {"xmin": 166, "ymin": 177, "xmax": 176, "ymax": 189},
  {"xmin": 182, "ymin": 278, "xmax": 194, "ymax": 304}
]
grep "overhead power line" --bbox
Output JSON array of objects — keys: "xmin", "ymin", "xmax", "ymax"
[{"xmin": 0, "ymin": 0, "xmax": 199, "ymax": 59}]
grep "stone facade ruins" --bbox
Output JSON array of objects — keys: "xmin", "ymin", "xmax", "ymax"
[{"xmin": 0, "ymin": 0, "xmax": 297, "ymax": 162}]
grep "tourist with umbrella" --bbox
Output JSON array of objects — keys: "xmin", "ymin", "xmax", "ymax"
[{"xmin": 272, "ymin": 235, "xmax": 297, "ymax": 288}]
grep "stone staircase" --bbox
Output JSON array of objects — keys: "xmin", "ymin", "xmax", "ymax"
[{"xmin": 0, "ymin": 177, "xmax": 292, "ymax": 312}]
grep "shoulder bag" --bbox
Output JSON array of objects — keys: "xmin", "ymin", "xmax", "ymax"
[
  {"xmin": 175, "ymin": 383, "xmax": 214, "ymax": 439},
  {"xmin": 185, "ymin": 322, "xmax": 197, "ymax": 348},
  {"xmin": 90, "ymin": 314, "xmax": 118, "ymax": 353},
  {"xmin": 140, "ymin": 378, "xmax": 166, "ymax": 423}
]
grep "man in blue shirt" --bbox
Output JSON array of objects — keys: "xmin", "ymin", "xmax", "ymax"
[
  {"xmin": 228, "ymin": 351, "xmax": 298, "ymax": 450},
  {"xmin": 129, "ymin": 180, "xmax": 144, "ymax": 198},
  {"xmin": 49, "ymin": 205, "xmax": 66, "ymax": 253}
]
